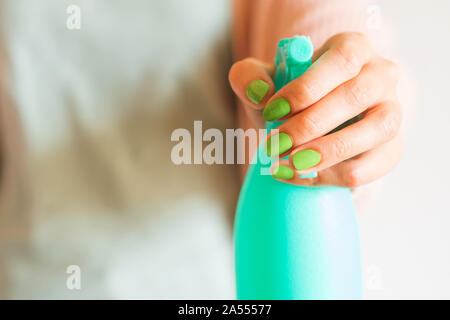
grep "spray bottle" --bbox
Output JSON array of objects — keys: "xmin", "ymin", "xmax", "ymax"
[{"xmin": 234, "ymin": 36, "xmax": 362, "ymax": 299}]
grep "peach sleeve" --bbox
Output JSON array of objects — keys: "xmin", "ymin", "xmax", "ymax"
[{"xmin": 233, "ymin": 0, "xmax": 389, "ymax": 60}]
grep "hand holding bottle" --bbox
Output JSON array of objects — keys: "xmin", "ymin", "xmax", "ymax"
[{"xmin": 229, "ymin": 32, "xmax": 402, "ymax": 187}]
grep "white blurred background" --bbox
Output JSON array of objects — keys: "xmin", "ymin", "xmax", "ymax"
[{"xmin": 360, "ymin": 0, "xmax": 450, "ymax": 299}]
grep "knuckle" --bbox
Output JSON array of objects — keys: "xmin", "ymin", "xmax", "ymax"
[
  {"xmin": 378, "ymin": 106, "xmax": 402, "ymax": 139},
  {"xmin": 335, "ymin": 41, "xmax": 361, "ymax": 75},
  {"xmin": 296, "ymin": 80, "xmax": 317, "ymax": 106},
  {"xmin": 346, "ymin": 79, "xmax": 370, "ymax": 107},
  {"xmin": 297, "ymin": 114, "xmax": 323, "ymax": 137},
  {"xmin": 331, "ymin": 136, "xmax": 350, "ymax": 160},
  {"xmin": 333, "ymin": 34, "xmax": 369, "ymax": 74},
  {"xmin": 343, "ymin": 165, "xmax": 363, "ymax": 188},
  {"xmin": 332, "ymin": 32, "xmax": 371, "ymax": 76}
]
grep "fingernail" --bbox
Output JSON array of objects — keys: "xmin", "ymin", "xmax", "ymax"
[
  {"xmin": 272, "ymin": 165, "xmax": 294, "ymax": 180},
  {"xmin": 292, "ymin": 149, "xmax": 321, "ymax": 171},
  {"xmin": 266, "ymin": 132, "xmax": 293, "ymax": 157},
  {"xmin": 246, "ymin": 80, "xmax": 270, "ymax": 104},
  {"xmin": 263, "ymin": 98, "xmax": 290, "ymax": 121}
]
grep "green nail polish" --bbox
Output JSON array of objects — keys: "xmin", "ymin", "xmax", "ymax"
[
  {"xmin": 246, "ymin": 80, "xmax": 270, "ymax": 104},
  {"xmin": 292, "ymin": 149, "xmax": 321, "ymax": 171},
  {"xmin": 266, "ymin": 132, "xmax": 293, "ymax": 157},
  {"xmin": 263, "ymin": 98, "xmax": 290, "ymax": 121},
  {"xmin": 272, "ymin": 165, "xmax": 295, "ymax": 180}
]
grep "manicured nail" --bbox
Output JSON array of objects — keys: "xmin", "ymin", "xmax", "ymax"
[
  {"xmin": 246, "ymin": 80, "xmax": 270, "ymax": 104},
  {"xmin": 292, "ymin": 149, "xmax": 321, "ymax": 171},
  {"xmin": 266, "ymin": 132, "xmax": 293, "ymax": 157},
  {"xmin": 263, "ymin": 98, "xmax": 290, "ymax": 121},
  {"xmin": 272, "ymin": 165, "xmax": 295, "ymax": 180}
]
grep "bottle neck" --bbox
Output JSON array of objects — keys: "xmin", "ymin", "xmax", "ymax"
[{"xmin": 265, "ymin": 120, "xmax": 285, "ymax": 134}]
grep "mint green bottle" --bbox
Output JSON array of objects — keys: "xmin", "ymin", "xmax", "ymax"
[{"xmin": 234, "ymin": 36, "xmax": 362, "ymax": 300}]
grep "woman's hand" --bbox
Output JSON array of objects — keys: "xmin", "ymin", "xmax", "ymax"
[{"xmin": 229, "ymin": 32, "xmax": 402, "ymax": 188}]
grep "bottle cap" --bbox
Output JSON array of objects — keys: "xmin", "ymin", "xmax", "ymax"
[{"xmin": 277, "ymin": 36, "xmax": 314, "ymax": 65}]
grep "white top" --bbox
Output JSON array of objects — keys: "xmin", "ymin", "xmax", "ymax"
[{"xmin": 3, "ymin": 0, "xmax": 235, "ymax": 299}]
